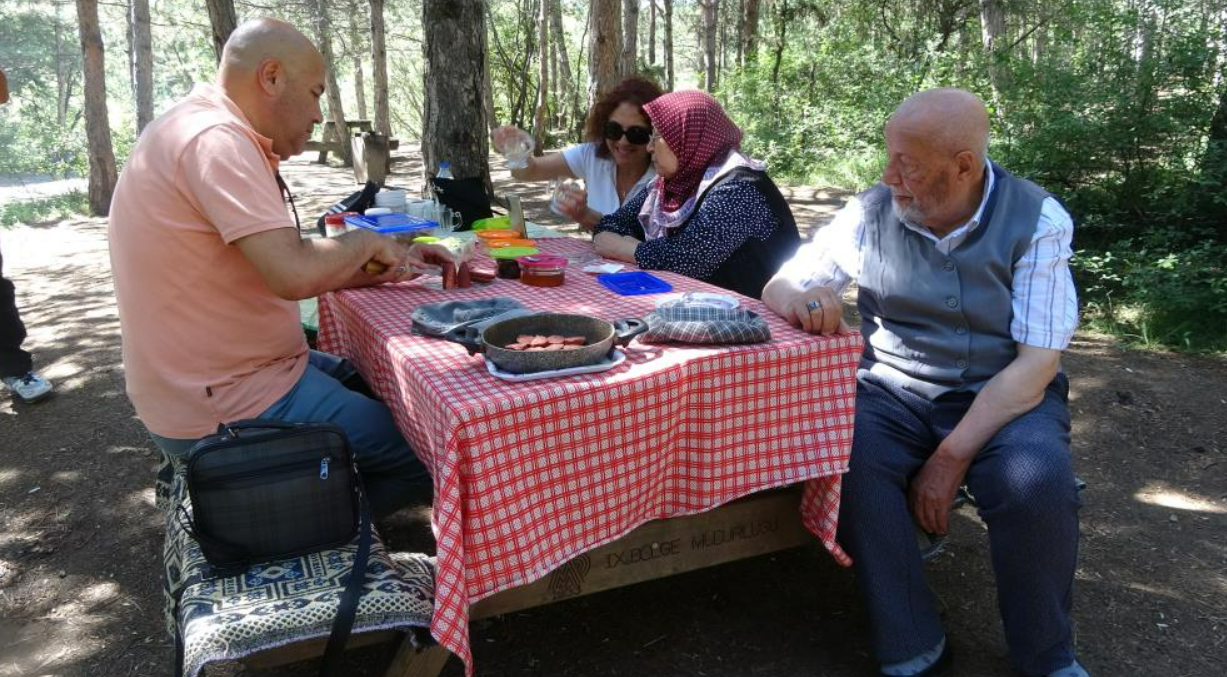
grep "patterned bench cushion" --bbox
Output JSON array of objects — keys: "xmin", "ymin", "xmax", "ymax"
[{"xmin": 159, "ymin": 471, "xmax": 434, "ymax": 677}]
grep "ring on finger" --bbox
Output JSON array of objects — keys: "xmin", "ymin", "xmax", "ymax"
[
  {"xmin": 396, "ymin": 265, "xmax": 408, "ymax": 274},
  {"xmin": 806, "ymin": 299, "xmax": 823, "ymax": 312}
]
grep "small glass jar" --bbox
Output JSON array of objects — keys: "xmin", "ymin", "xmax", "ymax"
[
  {"xmin": 496, "ymin": 257, "xmax": 521, "ymax": 279},
  {"xmin": 324, "ymin": 212, "xmax": 357, "ymax": 238},
  {"xmin": 517, "ymin": 254, "xmax": 567, "ymax": 287}
]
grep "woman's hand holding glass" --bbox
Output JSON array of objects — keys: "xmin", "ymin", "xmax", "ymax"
[
  {"xmin": 549, "ymin": 179, "xmax": 587, "ymax": 221},
  {"xmin": 491, "ymin": 125, "xmax": 535, "ymax": 169}
]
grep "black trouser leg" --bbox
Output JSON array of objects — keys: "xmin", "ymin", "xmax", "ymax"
[{"xmin": 0, "ymin": 244, "xmax": 33, "ymax": 378}]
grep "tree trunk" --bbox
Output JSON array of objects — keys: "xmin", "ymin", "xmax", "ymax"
[
  {"xmin": 204, "ymin": 0, "xmax": 237, "ymax": 64},
  {"xmin": 1201, "ymin": 81, "xmax": 1227, "ymax": 230},
  {"xmin": 720, "ymin": 0, "xmax": 728, "ymax": 72},
  {"xmin": 588, "ymin": 0, "xmax": 622, "ymax": 108},
  {"xmin": 663, "ymin": 0, "xmax": 674, "ymax": 89},
  {"xmin": 979, "ymin": 0, "xmax": 1009, "ymax": 99},
  {"xmin": 649, "ymin": 0, "xmax": 657, "ymax": 65},
  {"xmin": 550, "ymin": 0, "xmax": 573, "ymax": 129},
  {"xmin": 533, "ymin": 0, "xmax": 550, "ymax": 153},
  {"xmin": 55, "ymin": 3, "xmax": 75, "ymax": 128},
  {"xmin": 742, "ymin": 0, "xmax": 760, "ymax": 64},
  {"xmin": 770, "ymin": 0, "xmax": 787, "ymax": 86},
  {"xmin": 735, "ymin": 0, "xmax": 744, "ymax": 67},
  {"xmin": 129, "ymin": 0, "xmax": 154, "ymax": 133},
  {"xmin": 422, "ymin": 0, "xmax": 491, "ymax": 193},
  {"xmin": 312, "ymin": 0, "xmax": 352, "ymax": 166},
  {"xmin": 75, "ymin": 0, "xmax": 118, "ymax": 215},
  {"xmin": 621, "ymin": 0, "xmax": 638, "ymax": 75},
  {"xmin": 701, "ymin": 0, "xmax": 718, "ymax": 91},
  {"xmin": 369, "ymin": 0, "xmax": 391, "ymax": 135},
  {"xmin": 483, "ymin": 17, "xmax": 498, "ymax": 136},
  {"xmin": 348, "ymin": 0, "xmax": 368, "ymax": 121}
]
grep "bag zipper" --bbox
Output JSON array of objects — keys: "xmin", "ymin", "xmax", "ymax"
[{"xmin": 195, "ymin": 456, "xmax": 335, "ymax": 487}]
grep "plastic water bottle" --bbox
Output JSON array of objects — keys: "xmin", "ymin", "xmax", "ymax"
[{"xmin": 436, "ymin": 161, "xmax": 454, "ymax": 180}]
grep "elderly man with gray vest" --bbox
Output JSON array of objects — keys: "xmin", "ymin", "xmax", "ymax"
[{"xmin": 763, "ymin": 88, "xmax": 1086, "ymax": 677}]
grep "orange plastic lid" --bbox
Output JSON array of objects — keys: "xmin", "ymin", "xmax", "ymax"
[
  {"xmin": 476, "ymin": 229, "xmax": 518, "ymax": 240},
  {"xmin": 488, "ymin": 238, "xmax": 537, "ymax": 248}
]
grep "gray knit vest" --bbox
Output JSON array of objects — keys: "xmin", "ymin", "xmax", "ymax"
[{"xmin": 857, "ymin": 163, "xmax": 1050, "ymax": 399}]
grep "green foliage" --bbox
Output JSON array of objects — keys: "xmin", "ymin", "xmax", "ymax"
[
  {"xmin": 1072, "ymin": 230, "xmax": 1227, "ymax": 351},
  {"xmin": 0, "ymin": 86, "xmax": 89, "ymax": 177},
  {"xmin": 0, "ymin": 192, "xmax": 90, "ymax": 228}
]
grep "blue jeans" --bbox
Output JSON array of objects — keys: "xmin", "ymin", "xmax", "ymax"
[
  {"xmin": 837, "ymin": 371, "xmax": 1080, "ymax": 676},
  {"xmin": 149, "ymin": 350, "xmax": 431, "ymax": 518}
]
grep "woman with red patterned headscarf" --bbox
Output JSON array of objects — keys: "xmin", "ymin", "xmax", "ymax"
[{"xmin": 593, "ymin": 90, "xmax": 801, "ymax": 300}]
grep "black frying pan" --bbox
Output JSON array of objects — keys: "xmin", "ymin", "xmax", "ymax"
[{"xmin": 451, "ymin": 313, "xmax": 646, "ymax": 374}]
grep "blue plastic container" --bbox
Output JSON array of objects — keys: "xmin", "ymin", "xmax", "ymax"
[
  {"xmin": 343, "ymin": 212, "xmax": 438, "ymax": 235},
  {"xmin": 596, "ymin": 271, "xmax": 673, "ymax": 295}
]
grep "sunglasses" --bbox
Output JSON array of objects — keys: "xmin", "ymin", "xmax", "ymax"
[{"xmin": 603, "ymin": 121, "xmax": 652, "ymax": 145}]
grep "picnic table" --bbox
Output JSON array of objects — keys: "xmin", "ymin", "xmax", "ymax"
[{"xmin": 317, "ymin": 236, "xmax": 862, "ymax": 675}]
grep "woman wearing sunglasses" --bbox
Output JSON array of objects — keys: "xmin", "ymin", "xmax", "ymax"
[
  {"xmin": 593, "ymin": 90, "xmax": 801, "ymax": 300},
  {"xmin": 492, "ymin": 76, "xmax": 662, "ymax": 231}
]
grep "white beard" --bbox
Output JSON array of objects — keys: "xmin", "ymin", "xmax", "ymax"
[{"xmin": 890, "ymin": 199, "xmax": 924, "ymax": 226}]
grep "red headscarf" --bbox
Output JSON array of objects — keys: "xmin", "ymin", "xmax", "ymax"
[{"xmin": 644, "ymin": 91, "xmax": 743, "ymax": 211}]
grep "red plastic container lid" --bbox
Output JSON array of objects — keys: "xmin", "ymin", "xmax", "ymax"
[
  {"xmin": 325, "ymin": 211, "xmax": 359, "ymax": 224},
  {"xmin": 516, "ymin": 254, "xmax": 567, "ymax": 269}
]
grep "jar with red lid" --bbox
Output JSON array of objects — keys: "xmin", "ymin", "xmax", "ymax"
[
  {"xmin": 324, "ymin": 211, "xmax": 359, "ymax": 238},
  {"xmin": 517, "ymin": 254, "xmax": 568, "ymax": 287}
]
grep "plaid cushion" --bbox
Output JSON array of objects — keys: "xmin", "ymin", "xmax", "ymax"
[{"xmin": 640, "ymin": 305, "xmax": 772, "ymax": 344}]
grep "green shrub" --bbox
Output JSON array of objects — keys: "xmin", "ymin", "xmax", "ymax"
[{"xmin": 0, "ymin": 192, "xmax": 90, "ymax": 228}]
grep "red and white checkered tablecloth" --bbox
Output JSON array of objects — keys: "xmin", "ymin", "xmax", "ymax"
[{"xmin": 317, "ymin": 237, "xmax": 862, "ymax": 674}]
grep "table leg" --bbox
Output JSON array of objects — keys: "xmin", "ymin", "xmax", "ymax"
[{"xmin": 384, "ymin": 641, "xmax": 452, "ymax": 677}]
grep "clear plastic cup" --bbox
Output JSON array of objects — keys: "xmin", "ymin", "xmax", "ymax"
[
  {"xmin": 500, "ymin": 130, "xmax": 534, "ymax": 169},
  {"xmin": 549, "ymin": 178, "xmax": 583, "ymax": 217}
]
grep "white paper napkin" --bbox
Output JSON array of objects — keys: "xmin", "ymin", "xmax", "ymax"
[{"xmin": 582, "ymin": 263, "xmax": 626, "ymax": 275}]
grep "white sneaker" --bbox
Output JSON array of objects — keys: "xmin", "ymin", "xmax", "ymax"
[{"xmin": 2, "ymin": 372, "xmax": 54, "ymax": 404}]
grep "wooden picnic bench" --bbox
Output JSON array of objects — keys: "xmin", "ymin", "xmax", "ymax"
[
  {"xmin": 245, "ymin": 486, "xmax": 815, "ymax": 677},
  {"xmin": 304, "ymin": 119, "xmax": 401, "ymax": 164}
]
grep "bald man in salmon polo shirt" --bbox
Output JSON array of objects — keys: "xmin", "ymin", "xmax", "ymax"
[{"xmin": 109, "ymin": 18, "xmax": 444, "ymax": 517}]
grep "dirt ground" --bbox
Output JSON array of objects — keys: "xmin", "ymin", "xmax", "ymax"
[{"xmin": 1, "ymin": 150, "xmax": 1224, "ymax": 677}]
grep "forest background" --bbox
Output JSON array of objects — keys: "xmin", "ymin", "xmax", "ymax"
[{"xmin": 0, "ymin": 0, "xmax": 1225, "ymax": 351}]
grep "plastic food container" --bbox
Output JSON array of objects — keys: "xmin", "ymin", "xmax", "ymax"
[
  {"xmin": 476, "ymin": 229, "xmax": 519, "ymax": 241},
  {"xmin": 596, "ymin": 271, "xmax": 673, "ymax": 295},
  {"xmin": 487, "ymin": 238, "xmax": 537, "ymax": 249},
  {"xmin": 344, "ymin": 212, "xmax": 438, "ymax": 243},
  {"xmin": 517, "ymin": 254, "xmax": 568, "ymax": 287},
  {"xmin": 471, "ymin": 215, "xmax": 511, "ymax": 231}
]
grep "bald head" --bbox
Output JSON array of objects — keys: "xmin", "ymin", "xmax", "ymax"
[
  {"xmin": 214, "ymin": 18, "xmax": 325, "ymax": 160},
  {"xmin": 220, "ymin": 18, "xmax": 323, "ymax": 81},
  {"xmin": 888, "ymin": 88, "xmax": 990, "ymax": 164}
]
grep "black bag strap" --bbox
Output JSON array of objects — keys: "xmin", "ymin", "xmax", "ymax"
[{"xmin": 320, "ymin": 494, "xmax": 372, "ymax": 677}]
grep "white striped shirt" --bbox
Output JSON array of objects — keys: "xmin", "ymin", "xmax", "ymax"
[{"xmin": 775, "ymin": 162, "xmax": 1079, "ymax": 350}]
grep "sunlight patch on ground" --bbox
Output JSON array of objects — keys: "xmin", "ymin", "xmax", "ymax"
[
  {"xmin": 0, "ymin": 468, "xmax": 21, "ymax": 490},
  {"xmin": 130, "ymin": 487, "xmax": 158, "ymax": 509},
  {"xmin": 1134, "ymin": 483, "xmax": 1226, "ymax": 514},
  {"xmin": 48, "ymin": 470, "xmax": 81, "ymax": 483},
  {"xmin": 43, "ymin": 581, "xmax": 123, "ymax": 622}
]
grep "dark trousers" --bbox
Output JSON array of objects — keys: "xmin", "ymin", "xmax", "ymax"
[
  {"xmin": 838, "ymin": 371, "xmax": 1080, "ymax": 676},
  {"xmin": 0, "ymin": 243, "xmax": 33, "ymax": 378}
]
